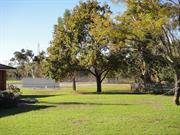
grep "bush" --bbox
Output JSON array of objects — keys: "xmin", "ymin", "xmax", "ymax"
[{"xmin": 0, "ymin": 85, "xmax": 21, "ymax": 109}]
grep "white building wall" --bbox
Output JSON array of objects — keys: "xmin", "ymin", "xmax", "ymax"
[{"xmin": 23, "ymin": 78, "xmax": 59, "ymax": 88}]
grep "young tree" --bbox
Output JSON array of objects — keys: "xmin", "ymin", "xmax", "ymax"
[{"xmin": 47, "ymin": 1, "xmax": 124, "ymax": 93}]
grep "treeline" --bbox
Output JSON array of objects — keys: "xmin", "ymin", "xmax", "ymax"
[{"xmin": 8, "ymin": 49, "xmax": 46, "ymax": 79}]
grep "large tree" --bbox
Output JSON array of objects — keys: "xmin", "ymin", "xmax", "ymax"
[
  {"xmin": 115, "ymin": 0, "xmax": 180, "ymax": 104},
  {"xmin": 47, "ymin": 0, "xmax": 125, "ymax": 93}
]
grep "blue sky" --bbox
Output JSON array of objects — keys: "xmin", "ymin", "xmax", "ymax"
[{"xmin": 0, "ymin": 0, "xmax": 126, "ymax": 64}]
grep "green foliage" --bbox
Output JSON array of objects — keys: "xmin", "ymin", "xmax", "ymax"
[
  {"xmin": 47, "ymin": 1, "xmax": 125, "ymax": 92},
  {"xmin": 114, "ymin": 0, "xmax": 180, "ymax": 84},
  {"xmin": 9, "ymin": 49, "xmax": 46, "ymax": 79},
  {"xmin": 0, "ymin": 88, "xmax": 21, "ymax": 108},
  {"xmin": 113, "ymin": 0, "xmax": 180, "ymax": 104},
  {"xmin": 47, "ymin": 9, "xmax": 77, "ymax": 81}
]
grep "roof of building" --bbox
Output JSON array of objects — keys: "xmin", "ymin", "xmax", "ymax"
[{"xmin": 0, "ymin": 64, "xmax": 16, "ymax": 70}]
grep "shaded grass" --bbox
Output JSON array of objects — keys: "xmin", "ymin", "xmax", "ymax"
[
  {"xmin": 0, "ymin": 84, "xmax": 179, "ymax": 135},
  {"xmin": 0, "ymin": 104, "xmax": 54, "ymax": 118}
]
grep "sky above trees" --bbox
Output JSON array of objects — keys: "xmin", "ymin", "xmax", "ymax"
[{"xmin": 0, "ymin": 0, "xmax": 126, "ymax": 64}]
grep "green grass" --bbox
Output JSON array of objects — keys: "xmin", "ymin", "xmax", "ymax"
[
  {"xmin": 7, "ymin": 80, "xmax": 22, "ymax": 84},
  {"xmin": 0, "ymin": 84, "xmax": 180, "ymax": 135}
]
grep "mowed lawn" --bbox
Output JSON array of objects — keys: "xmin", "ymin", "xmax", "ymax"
[{"xmin": 0, "ymin": 84, "xmax": 180, "ymax": 135}]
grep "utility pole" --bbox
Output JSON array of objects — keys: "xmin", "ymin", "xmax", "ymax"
[{"xmin": 37, "ymin": 42, "xmax": 40, "ymax": 54}]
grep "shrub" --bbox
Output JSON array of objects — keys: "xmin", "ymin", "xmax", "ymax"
[{"xmin": 0, "ymin": 85, "xmax": 21, "ymax": 109}]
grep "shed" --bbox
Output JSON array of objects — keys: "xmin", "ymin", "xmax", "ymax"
[{"xmin": 0, "ymin": 64, "xmax": 16, "ymax": 90}]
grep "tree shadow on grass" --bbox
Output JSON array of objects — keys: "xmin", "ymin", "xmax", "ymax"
[
  {"xmin": 21, "ymin": 94, "xmax": 59, "ymax": 99},
  {"xmin": 78, "ymin": 90, "xmax": 147, "ymax": 95},
  {"xmin": 40, "ymin": 101, "xmax": 134, "ymax": 106},
  {"xmin": 0, "ymin": 104, "xmax": 54, "ymax": 118}
]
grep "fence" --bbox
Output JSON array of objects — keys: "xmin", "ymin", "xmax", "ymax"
[{"xmin": 22, "ymin": 78, "xmax": 60, "ymax": 88}]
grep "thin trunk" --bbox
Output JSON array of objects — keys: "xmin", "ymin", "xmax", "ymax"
[
  {"xmin": 96, "ymin": 75, "xmax": 102, "ymax": 93},
  {"xmin": 72, "ymin": 76, "xmax": 76, "ymax": 91},
  {"xmin": 31, "ymin": 69, "xmax": 35, "ymax": 78},
  {"xmin": 174, "ymin": 71, "xmax": 180, "ymax": 105}
]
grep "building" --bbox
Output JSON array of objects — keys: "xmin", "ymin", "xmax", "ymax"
[{"xmin": 0, "ymin": 64, "xmax": 16, "ymax": 90}]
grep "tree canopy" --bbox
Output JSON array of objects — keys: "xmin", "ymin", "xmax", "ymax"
[
  {"xmin": 114, "ymin": 0, "xmax": 180, "ymax": 104},
  {"xmin": 47, "ymin": 0, "xmax": 180, "ymax": 105},
  {"xmin": 9, "ymin": 49, "xmax": 46, "ymax": 79},
  {"xmin": 47, "ymin": 0, "xmax": 126, "ymax": 93}
]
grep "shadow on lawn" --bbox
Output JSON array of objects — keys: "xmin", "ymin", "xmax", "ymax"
[
  {"xmin": 0, "ymin": 104, "xmax": 54, "ymax": 118},
  {"xmin": 40, "ymin": 101, "xmax": 134, "ymax": 106},
  {"xmin": 21, "ymin": 94, "xmax": 59, "ymax": 99},
  {"xmin": 78, "ymin": 90, "xmax": 146, "ymax": 95}
]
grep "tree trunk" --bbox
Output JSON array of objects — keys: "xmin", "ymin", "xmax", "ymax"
[
  {"xmin": 174, "ymin": 72, "xmax": 180, "ymax": 105},
  {"xmin": 72, "ymin": 76, "xmax": 76, "ymax": 91},
  {"xmin": 31, "ymin": 69, "xmax": 35, "ymax": 78},
  {"xmin": 96, "ymin": 75, "xmax": 102, "ymax": 93}
]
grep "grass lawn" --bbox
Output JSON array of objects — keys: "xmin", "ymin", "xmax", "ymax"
[
  {"xmin": 0, "ymin": 84, "xmax": 180, "ymax": 135},
  {"xmin": 7, "ymin": 80, "xmax": 22, "ymax": 85}
]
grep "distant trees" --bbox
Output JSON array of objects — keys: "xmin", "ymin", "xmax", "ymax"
[
  {"xmin": 9, "ymin": 49, "xmax": 46, "ymax": 79},
  {"xmin": 33, "ymin": 51, "xmax": 47, "ymax": 77}
]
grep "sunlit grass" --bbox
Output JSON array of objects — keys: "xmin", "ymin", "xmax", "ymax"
[
  {"xmin": 7, "ymin": 80, "xmax": 22, "ymax": 84},
  {"xmin": 0, "ymin": 84, "xmax": 179, "ymax": 135}
]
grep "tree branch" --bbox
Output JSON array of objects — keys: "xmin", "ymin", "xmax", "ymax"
[
  {"xmin": 99, "ymin": 68, "xmax": 108, "ymax": 75},
  {"xmin": 167, "ymin": 0, "xmax": 177, "ymax": 5},
  {"xmin": 87, "ymin": 68, "xmax": 96, "ymax": 77},
  {"xmin": 101, "ymin": 70, "xmax": 109, "ymax": 82},
  {"xmin": 162, "ymin": 26, "xmax": 173, "ymax": 57}
]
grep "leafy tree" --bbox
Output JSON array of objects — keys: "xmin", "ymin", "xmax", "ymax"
[
  {"xmin": 10, "ymin": 49, "xmax": 46, "ymax": 79},
  {"xmin": 46, "ymin": 9, "xmax": 78, "ymax": 91},
  {"xmin": 33, "ymin": 51, "xmax": 47, "ymax": 78},
  {"xmin": 159, "ymin": 0, "xmax": 180, "ymax": 105},
  {"xmin": 115, "ymin": 0, "xmax": 180, "ymax": 104},
  {"xmin": 10, "ymin": 49, "xmax": 34, "ymax": 78},
  {"xmin": 47, "ymin": 1, "xmax": 125, "ymax": 93}
]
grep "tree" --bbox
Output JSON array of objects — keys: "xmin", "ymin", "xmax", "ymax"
[
  {"xmin": 46, "ymin": 9, "xmax": 78, "ymax": 91},
  {"xmin": 159, "ymin": 0, "xmax": 180, "ymax": 105},
  {"xmin": 10, "ymin": 49, "xmax": 34, "ymax": 78},
  {"xmin": 33, "ymin": 51, "xmax": 46, "ymax": 78},
  {"xmin": 115, "ymin": 0, "xmax": 180, "ymax": 104},
  {"xmin": 10, "ymin": 49, "xmax": 46, "ymax": 79},
  {"xmin": 47, "ymin": 1, "xmax": 125, "ymax": 93}
]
